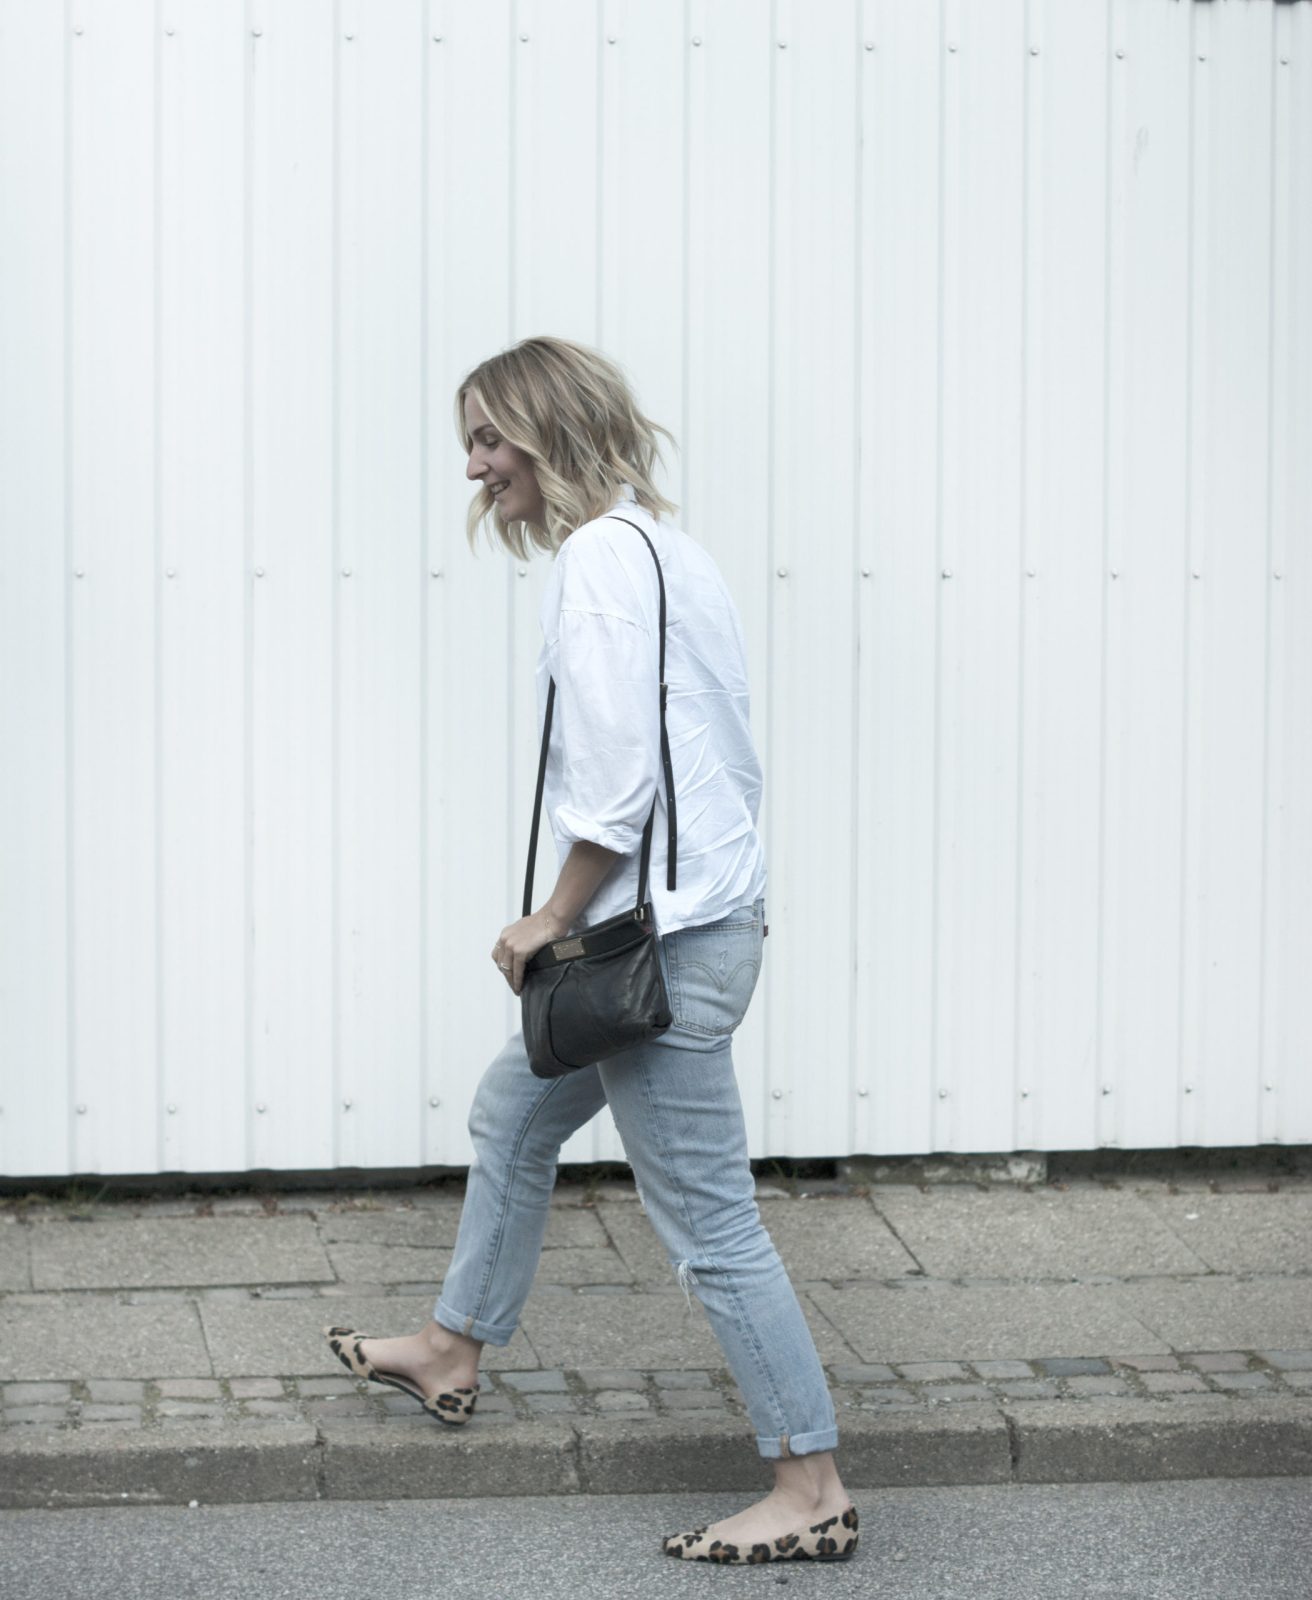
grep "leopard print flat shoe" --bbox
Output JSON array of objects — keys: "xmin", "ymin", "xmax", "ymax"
[
  {"xmin": 323, "ymin": 1325, "xmax": 480, "ymax": 1425},
  {"xmin": 662, "ymin": 1503, "xmax": 859, "ymax": 1564}
]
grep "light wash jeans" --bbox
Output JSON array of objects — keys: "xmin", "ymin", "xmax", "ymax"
[{"xmin": 433, "ymin": 895, "xmax": 839, "ymax": 1460}]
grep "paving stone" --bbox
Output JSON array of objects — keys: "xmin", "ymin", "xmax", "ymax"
[
  {"xmin": 590, "ymin": 1207, "xmax": 671, "ymax": 1283},
  {"xmin": 1119, "ymin": 1277, "xmax": 1312, "ymax": 1352},
  {"xmin": 1283, "ymin": 1374, "xmax": 1312, "ymax": 1390},
  {"xmin": 84, "ymin": 1381, "xmax": 145, "ymax": 1402},
  {"xmin": 501, "ymin": 1370, "xmax": 567, "ymax": 1393},
  {"xmin": 323, "ymin": 1244, "xmax": 454, "ymax": 1285},
  {"xmin": 317, "ymin": 1211, "xmax": 461, "ymax": 1249},
  {"xmin": 899, "ymin": 1361, "xmax": 968, "ymax": 1381},
  {"xmin": 29, "ymin": 1216, "xmax": 332, "ymax": 1290},
  {"xmin": 831, "ymin": 1364, "xmax": 899, "ymax": 1384},
  {"xmin": 470, "ymin": 1393, "xmax": 513, "ymax": 1413},
  {"xmin": 1184, "ymin": 1351, "xmax": 1250, "ymax": 1373},
  {"xmin": 756, "ymin": 1197, "xmax": 920, "ymax": 1279},
  {"xmin": 524, "ymin": 1392, "xmax": 579, "ymax": 1413},
  {"xmin": 657, "ymin": 1389, "xmax": 725, "ymax": 1409},
  {"xmin": 651, "ymin": 1370, "xmax": 711, "ymax": 1388},
  {"xmin": 809, "ymin": 1281, "xmax": 1167, "ymax": 1365},
  {"xmin": 260, "ymin": 1286, "xmax": 319, "ymax": 1300},
  {"xmin": 1037, "ymin": 1357, "xmax": 1111, "ymax": 1377},
  {"xmin": 4, "ymin": 1405, "xmax": 69, "ymax": 1424},
  {"xmin": 243, "ymin": 1399, "xmax": 303, "ymax": 1418},
  {"xmin": 521, "ymin": 1293, "xmax": 723, "ymax": 1368},
  {"xmin": 873, "ymin": 1187, "xmax": 1208, "ymax": 1279},
  {"xmin": 230, "ymin": 1378, "xmax": 287, "ymax": 1398},
  {"xmin": 594, "ymin": 1390, "xmax": 651, "ymax": 1411},
  {"xmin": 298, "ymin": 1377, "xmax": 360, "ymax": 1398},
  {"xmin": 1062, "ymin": 1375, "xmax": 1132, "ymax": 1397},
  {"xmin": 995, "ymin": 1380, "xmax": 1059, "ymax": 1400},
  {"xmin": 200, "ymin": 1295, "xmax": 539, "ymax": 1376},
  {"xmin": 77, "ymin": 1403, "xmax": 141, "ymax": 1422},
  {"xmin": 541, "ymin": 1208, "xmax": 609, "ymax": 1249},
  {"xmin": 0, "ymin": 1229, "xmax": 30, "ymax": 1291},
  {"xmin": 575, "ymin": 1369, "xmax": 646, "ymax": 1391},
  {"xmin": 303, "ymin": 1396, "xmax": 373, "ymax": 1418},
  {"xmin": 3, "ymin": 1382, "xmax": 71, "ymax": 1403},
  {"xmin": 1114, "ymin": 1354, "xmax": 1181, "ymax": 1372},
  {"xmin": 853, "ymin": 1387, "xmax": 915, "ymax": 1406},
  {"xmin": 1140, "ymin": 1371, "xmax": 1209, "ymax": 1394},
  {"xmin": 1211, "ymin": 1371, "xmax": 1275, "ymax": 1392},
  {"xmin": 1139, "ymin": 1191, "xmax": 1312, "ymax": 1274},
  {"xmin": 0, "ymin": 1297, "xmax": 211, "ymax": 1381},
  {"xmin": 925, "ymin": 1384, "xmax": 992, "ymax": 1403},
  {"xmin": 1260, "ymin": 1349, "xmax": 1312, "ymax": 1370},
  {"xmin": 972, "ymin": 1360, "xmax": 1033, "ymax": 1380},
  {"xmin": 157, "ymin": 1400, "xmax": 226, "ymax": 1417},
  {"xmin": 157, "ymin": 1378, "xmax": 223, "ymax": 1398}
]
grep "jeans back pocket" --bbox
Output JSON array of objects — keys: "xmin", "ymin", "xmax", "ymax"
[{"xmin": 665, "ymin": 899, "xmax": 764, "ymax": 1037}]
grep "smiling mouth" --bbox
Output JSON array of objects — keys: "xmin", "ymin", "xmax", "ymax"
[{"xmin": 489, "ymin": 480, "xmax": 510, "ymax": 497}]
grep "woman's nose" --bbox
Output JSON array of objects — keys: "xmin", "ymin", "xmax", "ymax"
[{"xmin": 466, "ymin": 452, "xmax": 485, "ymax": 482}]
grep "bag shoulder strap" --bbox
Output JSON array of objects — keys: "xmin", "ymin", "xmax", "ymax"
[{"xmin": 522, "ymin": 514, "xmax": 678, "ymax": 918}]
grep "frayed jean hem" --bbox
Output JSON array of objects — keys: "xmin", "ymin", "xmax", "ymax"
[
  {"xmin": 755, "ymin": 1425, "xmax": 839, "ymax": 1460},
  {"xmin": 433, "ymin": 1296, "xmax": 517, "ymax": 1347}
]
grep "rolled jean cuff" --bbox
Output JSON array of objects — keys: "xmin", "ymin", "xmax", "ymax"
[
  {"xmin": 755, "ymin": 1424, "xmax": 839, "ymax": 1460},
  {"xmin": 433, "ymin": 1296, "xmax": 518, "ymax": 1347}
]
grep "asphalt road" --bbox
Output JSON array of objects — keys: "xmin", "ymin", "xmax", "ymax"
[{"xmin": 3, "ymin": 1480, "xmax": 1309, "ymax": 1599}]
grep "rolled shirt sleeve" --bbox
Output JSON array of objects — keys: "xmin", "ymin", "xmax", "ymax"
[{"xmin": 550, "ymin": 529, "xmax": 662, "ymax": 856}]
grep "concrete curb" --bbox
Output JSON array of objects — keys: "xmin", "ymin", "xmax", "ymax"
[{"xmin": 2, "ymin": 1398, "xmax": 1309, "ymax": 1511}]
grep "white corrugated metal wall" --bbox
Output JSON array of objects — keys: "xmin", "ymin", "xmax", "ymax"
[{"xmin": 1, "ymin": 0, "xmax": 1309, "ymax": 1179}]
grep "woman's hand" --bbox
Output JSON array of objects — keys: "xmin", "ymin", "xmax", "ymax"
[{"xmin": 491, "ymin": 907, "xmax": 570, "ymax": 996}]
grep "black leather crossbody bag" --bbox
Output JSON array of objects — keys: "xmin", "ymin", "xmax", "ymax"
[{"xmin": 520, "ymin": 515, "xmax": 678, "ymax": 1078}]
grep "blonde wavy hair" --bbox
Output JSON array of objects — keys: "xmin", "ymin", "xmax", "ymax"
[{"xmin": 454, "ymin": 336, "xmax": 678, "ymax": 559}]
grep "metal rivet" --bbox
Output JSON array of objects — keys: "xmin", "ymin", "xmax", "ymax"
[
  {"xmin": 75, "ymin": 568, "xmax": 85, "ymax": 578},
  {"xmin": 861, "ymin": 567, "xmax": 871, "ymax": 577},
  {"xmin": 1193, "ymin": 570, "xmax": 1201, "ymax": 579},
  {"xmin": 1020, "ymin": 1089, "xmax": 1030, "ymax": 1099},
  {"xmin": 1197, "ymin": 54, "xmax": 1206, "ymax": 63},
  {"xmin": 857, "ymin": 1087, "xmax": 868, "ymax": 1097},
  {"xmin": 1101, "ymin": 1086, "xmax": 1112, "ymax": 1096},
  {"xmin": 73, "ymin": 24, "xmax": 83, "ymax": 35},
  {"xmin": 948, "ymin": 42, "xmax": 957, "ymax": 53},
  {"xmin": 433, "ymin": 35, "xmax": 443, "ymax": 44},
  {"xmin": 1280, "ymin": 57, "xmax": 1289, "ymax": 67},
  {"xmin": 942, "ymin": 568, "xmax": 952, "ymax": 579},
  {"xmin": 1030, "ymin": 45, "xmax": 1039, "ymax": 56},
  {"xmin": 778, "ymin": 39, "xmax": 787, "ymax": 48},
  {"xmin": 76, "ymin": 1104, "xmax": 87, "ymax": 1113},
  {"xmin": 520, "ymin": 32, "xmax": 529, "ymax": 42},
  {"xmin": 607, "ymin": 35, "xmax": 617, "ymax": 45},
  {"xmin": 777, "ymin": 566, "xmax": 788, "ymax": 577},
  {"xmin": 342, "ymin": 567, "xmax": 351, "ymax": 577},
  {"xmin": 771, "ymin": 1088, "xmax": 783, "ymax": 1099},
  {"xmin": 165, "ymin": 568, "xmax": 175, "ymax": 578},
  {"xmin": 1183, "ymin": 1085, "xmax": 1193, "ymax": 1094},
  {"xmin": 1115, "ymin": 48, "xmax": 1125, "ymax": 60},
  {"xmin": 1027, "ymin": 568, "xmax": 1036, "ymax": 577},
  {"xmin": 1265, "ymin": 1083, "xmax": 1274, "ymax": 1092},
  {"xmin": 343, "ymin": 1099, "xmax": 352, "ymax": 1110},
  {"xmin": 430, "ymin": 568, "xmax": 443, "ymax": 578},
  {"xmin": 864, "ymin": 42, "xmax": 874, "ymax": 52},
  {"xmin": 165, "ymin": 27, "xmax": 175, "ymax": 36},
  {"xmin": 252, "ymin": 26, "xmax": 262, "ymax": 37},
  {"xmin": 255, "ymin": 566, "xmax": 265, "ymax": 577},
  {"xmin": 256, "ymin": 1102, "xmax": 267, "ymax": 1112},
  {"xmin": 167, "ymin": 1103, "xmax": 177, "ymax": 1114},
  {"xmin": 938, "ymin": 1088, "xmax": 949, "ymax": 1099},
  {"xmin": 1110, "ymin": 568, "xmax": 1118, "ymax": 578},
  {"xmin": 1274, "ymin": 571, "xmax": 1282, "ymax": 580},
  {"xmin": 691, "ymin": 36, "xmax": 702, "ymax": 47},
  {"xmin": 429, "ymin": 1096, "xmax": 440, "ymax": 1108},
  {"xmin": 345, "ymin": 32, "xmax": 354, "ymax": 41},
  {"xmin": 518, "ymin": 566, "xmax": 527, "ymax": 577}
]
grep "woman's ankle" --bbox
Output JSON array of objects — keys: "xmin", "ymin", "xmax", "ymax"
[
  {"xmin": 421, "ymin": 1318, "xmax": 483, "ymax": 1374},
  {"xmin": 772, "ymin": 1450, "xmax": 845, "ymax": 1509}
]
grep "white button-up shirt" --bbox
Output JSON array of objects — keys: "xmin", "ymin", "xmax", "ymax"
[{"xmin": 535, "ymin": 487, "xmax": 767, "ymax": 936}]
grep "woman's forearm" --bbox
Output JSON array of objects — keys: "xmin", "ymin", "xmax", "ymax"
[{"xmin": 541, "ymin": 840, "xmax": 624, "ymax": 933}]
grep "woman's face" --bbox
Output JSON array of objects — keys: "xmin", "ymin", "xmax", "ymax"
[{"xmin": 463, "ymin": 391, "xmax": 545, "ymax": 527}]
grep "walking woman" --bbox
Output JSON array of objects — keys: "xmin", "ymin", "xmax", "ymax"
[{"xmin": 325, "ymin": 336, "xmax": 858, "ymax": 1565}]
